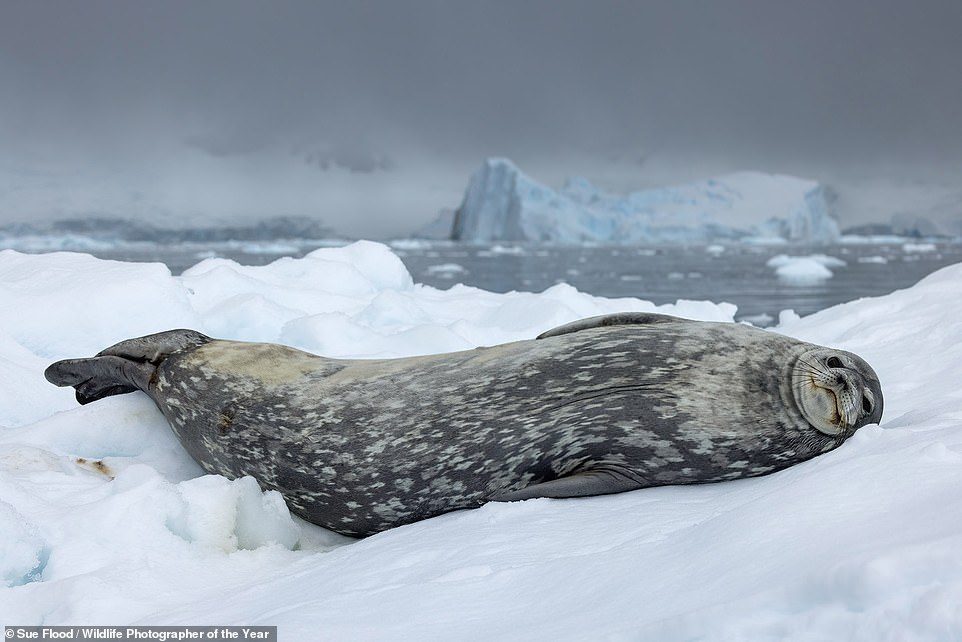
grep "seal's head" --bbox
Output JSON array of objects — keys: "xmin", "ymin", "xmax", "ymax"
[{"xmin": 792, "ymin": 347, "xmax": 883, "ymax": 437}]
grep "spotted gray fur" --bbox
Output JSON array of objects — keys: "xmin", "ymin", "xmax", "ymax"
[{"xmin": 44, "ymin": 313, "xmax": 883, "ymax": 537}]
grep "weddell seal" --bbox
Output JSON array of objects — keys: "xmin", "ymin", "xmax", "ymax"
[{"xmin": 45, "ymin": 313, "xmax": 883, "ymax": 537}]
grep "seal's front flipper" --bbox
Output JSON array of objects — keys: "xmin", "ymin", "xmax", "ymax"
[
  {"xmin": 489, "ymin": 466, "xmax": 644, "ymax": 502},
  {"xmin": 537, "ymin": 313, "xmax": 685, "ymax": 339},
  {"xmin": 45, "ymin": 329, "xmax": 212, "ymax": 405}
]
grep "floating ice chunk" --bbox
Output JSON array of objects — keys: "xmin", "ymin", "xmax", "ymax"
[
  {"xmin": 388, "ymin": 239, "xmax": 435, "ymax": 250},
  {"xmin": 903, "ymin": 243, "xmax": 937, "ymax": 253},
  {"xmin": 766, "ymin": 253, "xmax": 846, "ymax": 269},
  {"xmin": 808, "ymin": 254, "xmax": 847, "ymax": 268},
  {"xmin": 425, "ymin": 263, "xmax": 467, "ymax": 277},
  {"xmin": 706, "ymin": 244, "xmax": 726, "ymax": 256},
  {"xmin": 766, "ymin": 253, "xmax": 844, "ymax": 284},
  {"xmin": 772, "ymin": 257, "xmax": 835, "ymax": 284}
]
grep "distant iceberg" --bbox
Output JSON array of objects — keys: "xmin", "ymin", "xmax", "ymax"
[{"xmin": 450, "ymin": 158, "xmax": 840, "ymax": 244}]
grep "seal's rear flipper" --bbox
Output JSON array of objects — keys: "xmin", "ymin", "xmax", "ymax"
[
  {"xmin": 45, "ymin": 329, "xmax": 212, "ymax": 405},
  {"xmin": 45, "ymin": 356, "xmax": 154, "ymax": 404},
  {"xmin": 488, "ymin": 465, "xmax": 644, "ymax": 502}
]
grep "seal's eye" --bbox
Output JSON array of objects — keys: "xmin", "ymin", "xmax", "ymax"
[
  {"xmin": 826, "ymin": 356, "xmax": 843, "ymax": 369},
  {"xmin": 862, "ymin": 395, "xmax": 872, "ymax": 414}
]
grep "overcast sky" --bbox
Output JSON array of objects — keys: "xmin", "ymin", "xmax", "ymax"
[{"xmin": 2, "ymin": 0, "xmax": 961, "ymax": 238}]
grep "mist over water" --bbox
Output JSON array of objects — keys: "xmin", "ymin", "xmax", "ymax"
[{"xmin": 3, "ymin": 2, "xmax": 962, "ymax": 238}]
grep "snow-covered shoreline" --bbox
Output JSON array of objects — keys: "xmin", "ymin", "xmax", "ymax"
[{"xmin": 2, "ymin": 243, "xmax": 961, "ymax": 639}]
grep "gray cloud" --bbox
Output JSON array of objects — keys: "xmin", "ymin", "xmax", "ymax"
[
  {"xmin": 2, "ymin": 0, "xmax": 961, "ymax": 237},
  {"xmin": 299, "ymin": 145, "xmax": 394, "ymax": 174},
  {"xmin": 184, "ymin": 133, "xmax": 272, "ymax": 159}
]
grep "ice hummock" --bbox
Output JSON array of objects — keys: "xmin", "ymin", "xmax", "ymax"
[{"xmin": 450, "ymin": 158, "xmax": 841, "ymax": 244}]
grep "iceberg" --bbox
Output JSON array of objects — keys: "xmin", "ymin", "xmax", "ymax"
[{"xmin": 451, "ymin": 158, "xmax": 840, "ymax": 244}]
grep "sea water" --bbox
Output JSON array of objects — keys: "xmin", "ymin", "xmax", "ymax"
[
  {"xmin": 7, "ymin": 239, "xmax": 961, "ymax": 325},
  {"xmin": 395, "ymin": 242, "xmax": 961, "ymax": 324}
]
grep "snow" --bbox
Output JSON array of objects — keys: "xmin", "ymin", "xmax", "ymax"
[
  {"xmin": 451, "ymin": 158, "xmax": 841, "ymax": 244},
  {"xmin": 2, "ymin": 243, "xmax": 962, "ymax": 639}
]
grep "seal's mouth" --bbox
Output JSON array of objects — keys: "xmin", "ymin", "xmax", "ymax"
[
  {"xmin": 814, "ymin": 380, "xmax": 847, "ymax": 436},
  {"xmin": 823, "ymin": 386, "xmax": 849, "ymax": 434},
  {"xmin": 822, "ymin": 386, "xmax": 839, "ymax": 423}
]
